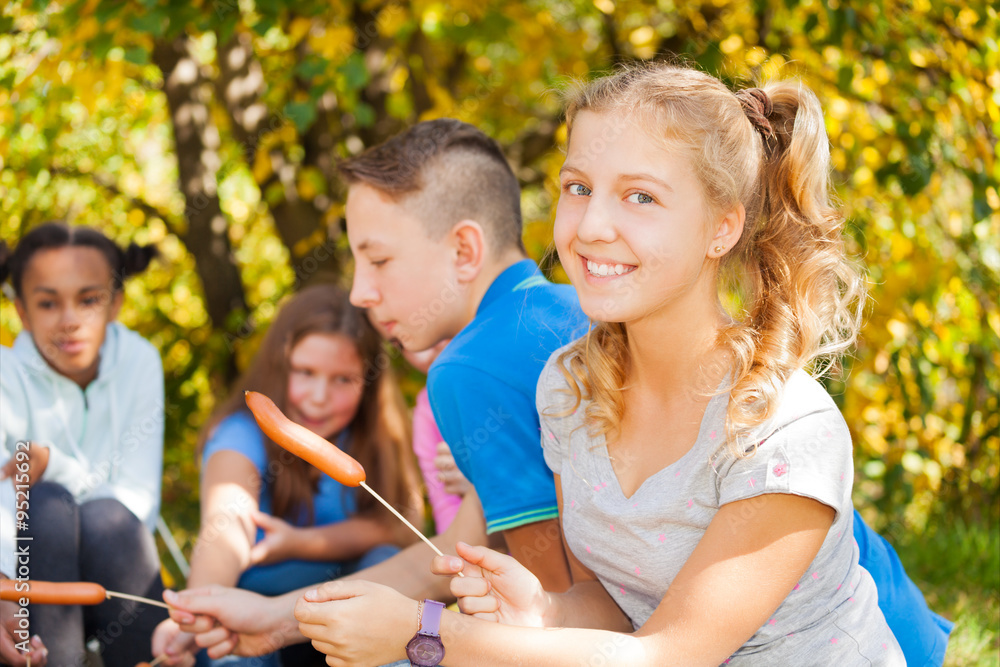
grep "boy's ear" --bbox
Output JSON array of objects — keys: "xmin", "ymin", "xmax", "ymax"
[
  {"xmin": 710, "ymin": 203, "xmax": 746, "ymax": 259},
  {"xmin": 450, "ymin": 220, "xmax": 487, "ymax": 282}
]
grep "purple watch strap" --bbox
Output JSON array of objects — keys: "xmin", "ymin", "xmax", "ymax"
[{"xmin": 420, "ymin": 600, "xmax": 445, "ymax": 636}]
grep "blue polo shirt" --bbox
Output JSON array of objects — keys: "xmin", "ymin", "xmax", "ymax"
[{"xmin": 427, "ymin": 259, "xmax": 589, "ymax": 534}]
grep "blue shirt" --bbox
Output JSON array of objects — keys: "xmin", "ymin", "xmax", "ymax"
[{"xmin": 427, "ymin": 259, "xmax": 589, "ymax": 534}]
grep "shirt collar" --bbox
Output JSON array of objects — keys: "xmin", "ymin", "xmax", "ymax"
[{"xmin": 477, "ymin": 259, "xmax": 547, "ymax": 315}]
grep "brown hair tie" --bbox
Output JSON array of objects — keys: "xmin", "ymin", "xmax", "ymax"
[{"xmin": 736, "ymin": 88, "xmax": 774, "ymax": 140}]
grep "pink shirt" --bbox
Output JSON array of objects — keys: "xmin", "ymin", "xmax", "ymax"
[{"xmin": 412, "ymin": 388, "xmax": 463, "ymax": 532}]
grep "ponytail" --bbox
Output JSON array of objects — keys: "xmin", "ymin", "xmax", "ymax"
[
  {"xmin": 1, "ymin": 222, "xmax": 159, "ymax": 298},
  {"xmin": 121, "ymin": 242, "xmax": 160, "ymax": 282},
  {"xmin": 718, "ymin": 81, "xmax": 866, "ymax": 449}
]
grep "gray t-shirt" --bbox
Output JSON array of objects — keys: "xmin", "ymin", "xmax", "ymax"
[{"xmin": 537, "ymin": 348, "xmax": 904, "ymax": 665}]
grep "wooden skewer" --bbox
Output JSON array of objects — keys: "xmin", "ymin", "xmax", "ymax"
[
  {"xmin": 359, "ymin": 481, "xmax": 463, "ymax": 577},
  {"xmin": 106, "ymin": 590, "xmax": 171, "ymax": 609},
  {"xmin": 149, "ymin": 654, "xmax": 168, "ymax": 666}
]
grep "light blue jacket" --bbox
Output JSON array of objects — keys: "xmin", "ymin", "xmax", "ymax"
[{"xmin": 0, "ymin": 322, "xmax": 164, "ymax": 574}]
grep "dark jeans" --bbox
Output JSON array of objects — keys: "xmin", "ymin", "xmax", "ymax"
[{"xmin": 20, "ymin": 482, "xmax": 168, "ymax": 667}]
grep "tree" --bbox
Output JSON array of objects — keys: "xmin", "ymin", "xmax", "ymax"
[{"xmin": 1, "ymin": 0, "xmax": 996, "ymax": 557}]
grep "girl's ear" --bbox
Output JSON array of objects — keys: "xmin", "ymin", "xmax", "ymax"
[
  {"xmin": 710, "ymin": 203, "xmax": 746, "ymax": 259},
  {"xmin": 109, "ymin": 289, "xmax": 124, "ymax": 321},
  {"xmin": 450, "ymin": 220, "xmax": 486, "ymax": 283},
  {"xmin": 13, "ymin": 298, "xmax": 31, "ymax": 332}
]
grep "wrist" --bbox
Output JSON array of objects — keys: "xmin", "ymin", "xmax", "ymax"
[{"xmin": 405, "ymin": 598, "xmax": 446, "ymax": 666}]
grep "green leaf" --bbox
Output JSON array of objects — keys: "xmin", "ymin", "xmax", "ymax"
[
  {"xmin": 124, "ymin": 46, "xmax": 150, "ymax": 65},
  {"xmin": 354, "ymin": 101, "xmax": 375, "ymax": 128},
  {"xmin": 337, "ymin": 52, "xmax": 369, "ymax": 91},
  {"xmin": 295, "ymin": 56, "xmax": 329, "ymax": 81},
  {"xmin": 130, "ymin": 10, "xmax": 168, "ymax": 37},
  {"xmin": 89, "ymin": 32, "xmax": 114, "ymax": 60},
  {"xmin": 216, "ymin": 15, "xmax": 239, "ymax": 45},
  {"xmin": 284, "ymin": 101, "xmax": 317, "ymax": 132},
  {"xmin": 252, "ymin": 16, "xmax": 275, "ymax": 37}
]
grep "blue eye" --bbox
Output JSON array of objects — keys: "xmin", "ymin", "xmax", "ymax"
[
  {"xmin": 626, "ymin": 192, "xmax": 655, "ymax": 204},
  {"xmin": 567, "ymin": 183, "xmax": 592, "ymax": 196}
]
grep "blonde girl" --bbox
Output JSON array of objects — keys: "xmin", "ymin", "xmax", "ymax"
[{"xmin": 293, "ymin": 63, "xmax": 924, "ymax": 666}]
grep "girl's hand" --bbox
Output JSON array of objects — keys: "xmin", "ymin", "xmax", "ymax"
[
  {"xmin": 165, "ymin": 587, "xmax": 299, "ymax": 659},
  {"xmin": 151, "ymin": 618, "xmax": 197, "ymax": 667},
  {"xmin": 295, "ymin": 580, "xmax": 416, "ymax": 667},
  {"xmin": 0, "ymin": 599, "xmax": 48, "ymax": 666},
  {"xmin": 432, "ymin": 541, "xmax": 551, "ymax": 627},
  {"xmin": 434, "ymin": 441, "xmax": 472, "ymax": 497},
  {"xmin": 248, "ymin": 511, "xmax": 299, "ymax": 566},
  {"xmin": 0, "ymin": 444, "xmax": 49, "ymax": 487}
]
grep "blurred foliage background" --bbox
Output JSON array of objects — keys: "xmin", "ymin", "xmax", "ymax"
[{"xmin": 1, "ymin": 0, "xmax": 997, "ymax": 662}]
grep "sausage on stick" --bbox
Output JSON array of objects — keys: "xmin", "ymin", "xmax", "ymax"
[
  {"xmin": 244, "ymin": 390, "xmax": 458, "ymax": 572},
  {"xmin": 0, "ymin": 579, "xmax": 169, "ymax": 608},
  {"xmin": 0, "ymin": 579, "xmax": 105, "ymax": 605}
]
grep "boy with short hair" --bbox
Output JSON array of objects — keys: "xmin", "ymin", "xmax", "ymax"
[{"xmin": 164, "ymin": 118, "xmax": 589, "ymax": 654}]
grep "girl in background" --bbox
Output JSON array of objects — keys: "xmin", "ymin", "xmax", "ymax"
[
  {"xmin": 154, "ymin": 284, "xmax": 423, "ymax": 666},
  {"xmin": 0, "ymin": 222, "xmax": 166, "ymax": 666}
]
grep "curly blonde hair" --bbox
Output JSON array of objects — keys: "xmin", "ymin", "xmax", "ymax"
[{"xmin": 556, "ymin": 62, "xmax": 866, "ymax": 453}]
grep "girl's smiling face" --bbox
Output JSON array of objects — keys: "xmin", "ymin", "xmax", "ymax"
[
  {"xmin": 285, "ymin": 332, "xmax": 365, "ymax": 440},
  {"xmin": 14, "ymin": 246, "xmax": 122, "ymax": 388},
  {"xmin": 554, "ymin": 110, "xmax": 723, "ymax": 326}
]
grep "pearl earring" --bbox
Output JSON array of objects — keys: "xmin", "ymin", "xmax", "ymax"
[{"xmin": 714, "ymin": 245, "xmax": 725, "ymax": 253}]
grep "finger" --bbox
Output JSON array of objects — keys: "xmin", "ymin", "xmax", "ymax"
[
  {"xmin": 248, "ymin": 541, "xmax": 267, "ymax": 564},
  {"xmin": 250, "ymin": 510, "xmax": 274, "ymax": 529},
  {"xmin": 434, "ymin": 453, "xmax": 456, "ymax": 469},
  {"xmin": 301, "ymin": 579, "xmax": 367, "ymax": 603},
  {"xmin": 297, "ymin": 620, "xmax": 330, "ymax": 642},
  {"xmin": 449, "ymin": 575, "xmax": 491, "ymax": 599},
  {"xmin": 193, "ymin": 625, "xmax": 232, "ymax": 650},
  {"xmin": 164, "ymin": 587, "xmax": 231, "ymax": 630},
  {"xmin": 204, "ymin": 631, "xmax": 239, "ymax": 660},
  {"xmin": 29, "ymin": 635, "xmax": 49, "ymax": 667},
  {"xmin": 435, "ymin": 441, "xmax": 451, "ymax": 455},
  {"xmin": 430, "ymin": 554, "xmax": 466, "ymax": 576},
  {"xmin": 455, "ymin": 541, "xmax": 513, "ymax": 575},
  {"xmin": 456, "ymin": 592, "xmax": 500, "ymax": 616},
  {"xmin": 167, "ymin": 629, "xmax": 196, "ymax": 655}
]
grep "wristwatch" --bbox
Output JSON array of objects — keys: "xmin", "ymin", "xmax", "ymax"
[{"xmin": 405, "ymin": 599, "xmax": 446, "ymax": 666}]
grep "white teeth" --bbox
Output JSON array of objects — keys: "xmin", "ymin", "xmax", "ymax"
[{"xmin": 587, "ymin": 259, "xmax": 632, "ymax": 277}]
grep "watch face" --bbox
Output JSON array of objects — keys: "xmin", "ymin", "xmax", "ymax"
[{"xmin": 406, "ymin": 635, "xmax": 445, "ymax": 666}]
